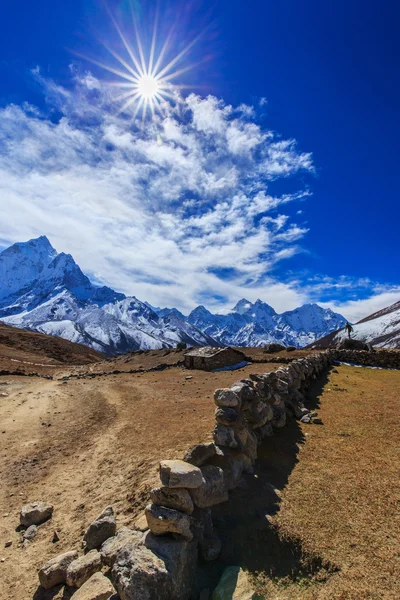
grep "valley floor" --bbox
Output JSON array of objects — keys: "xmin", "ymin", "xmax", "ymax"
[
  {"xmin": 1, "ymin": 358, "xmax": 399, "ymax": 599},
  {"xmin": 0, "ymin": 359, "xmax": 278, "ymax": 600}
]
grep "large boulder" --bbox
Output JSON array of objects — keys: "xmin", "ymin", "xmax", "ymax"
[
  {"xmin": 84, "ymin": 506, "xmax": 117, "ymax": 550},
  {"xmin": 100, "ymin": 527, "xmax": 143, "ymax": 567},
  {"xmin": 336, "ymin": 338, "xmax": 370, "ymax": 351},
  {"xmin": 243, "ymin": 400, "xmax": 273, "ymax": 429},
  {"xmin": 112, "ymin": 532, "xmax": 198, "ymax": 600},
  {"xmin": 159, "ymin": 460, "xmax": 203, "ymax": 488},
  {"xmin": 189, "ymin": 466, "xmax": 228, "ymax": 508},
  {"xmin": 66, "ymin": 550, "xmax": 102, "ymax": 588},
  {"xmin": 150, "ymin": 487, "xmax": 194, "ymax": 514},
  {"xmin": 263, "ymin": 343, "xmax": 286, "ymax": 354},
  {"xmin": 38, "ymin": 550, "xmax": 78, "ymax": 589},
  {"xmin": 145, "ymin": 504, "xmax": 193, "ymax": 541},
  {"xmin": 20, "ymin": 501, "xmax": 53, "ymax": 527},
  {"xmin": 230, "ymin": 380, "xmax": 257, "ymax": 408},
  {"xmin": 71, "ymin": 572, "xmax": 116, "ymax": 600}
]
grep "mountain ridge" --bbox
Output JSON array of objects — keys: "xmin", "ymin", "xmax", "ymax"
[
  {"xmin": 0, "ymin": 236, "xmax": 348, "ymax": 354},
  {"xmin": 310, "ymin": 299, "xmax": 400, "ymax": 349}
]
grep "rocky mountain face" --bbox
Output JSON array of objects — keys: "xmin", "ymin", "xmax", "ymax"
[
  {"xmin": 0, "ymin": 237, "xmax": 215, "ymax": 354},
  {"xmin": 310, "ymin": 300, "xmax": 400, "ymax": 349},
  {"xmin": 187, "ymin": 299, "xmax": 346, "ymax": 348},
  {"xmin": 0, "ymin": 236, "xmax": 347, "ymax": 354}
]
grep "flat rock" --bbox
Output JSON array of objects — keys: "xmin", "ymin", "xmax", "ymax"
[
  {"xmin": 145, "ymin": 503, "xmax": 193, "ymax": 541},
  {"xmin": 38, "ymin": 550, "xmax": 78, "ymax": 589},
  {"xmin": 183, "ymin": 442, "xmax": 217, "ymax": 467},
  {"xmin": 190, "ymin": 466, "xmax": 228, "ymax": 508},
  {"xmin": 215, "ymin": 407, "xmax": 240, "ymax": 426},
  {"xmin": 159, "ymin": 460, "xmax": 203, "ymax": 488},
  {"xmin": 66, "ymin": 550, "xmax": 102, "ymax": 588},
  {"xmin": 84, "ymin": 506, "xmax": 117, "ymax": 550},
  {"xmin": 300, "ymin": 415, "xmax": 311, "ymax": 423},
  {"xmin": 151, "ymin": 487, "xmax": 194, "ymax": 514},
  {"xmin": 71, "ymin": 572, "xmax": 116, "ymax": 600},
  {"xmin": 20, "ymin": 501, "xmax": 53, "ymax": 527},
  {"xmin": 101, "ymin": 527, "xmax": 143, "ymax": 567},
  {"xmin": 213, "ymin": 424, "xmax": 238, "ymax": 448},
  {"xmin": 133, "ymin": 513, "xmax": 149, "ymax": 532},
  {"xmin": 214, "ymin": 389, "xmax": 240, "ymax": 408}
]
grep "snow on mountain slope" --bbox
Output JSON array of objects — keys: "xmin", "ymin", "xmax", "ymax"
[
  {"xmin": 188, "ymin": 299, "xmax": 346, "ymax": 348},
  {"xmin": 0, "ymin": 237, "xmax": 218, "ymax": 354},
  {"xmin": 0, "ymin": 236, "xmax": 348, "ymax": 354},
  {"xmin": 311, "ymin": 300, "xmax": 400, "ymax": 349},
  {"xmin": 0, "ymin": 236, "xmax": 56, "ymax": 301}
]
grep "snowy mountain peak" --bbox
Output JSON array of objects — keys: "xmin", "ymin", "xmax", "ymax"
[
  {"xmin": 0, "ymin": 236, "xmax": 350, "ymax": 355},
  {"xmin": 232, "ymin": 298, "xmax": 253, "ymax": 314},
  {"xmin": 0, "ymin": 235, "xmax": 57, "ymax": 301},
  {"xmin": 188, "ymin": 305, "xmax": 213, "ymax": 319}
]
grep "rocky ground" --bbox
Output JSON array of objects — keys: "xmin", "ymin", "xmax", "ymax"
[{"xmin": 0, "ymin": 354, "xmax": 281, "ymax": 600}]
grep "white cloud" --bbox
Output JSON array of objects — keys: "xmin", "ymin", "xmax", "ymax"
[
  {"xmin": 322, "ymin": 287, "xmax": 400, "ymax": 323},
  {"xmin": 0, "ymin": 72, "xmax": 318, "ymax": 312}
]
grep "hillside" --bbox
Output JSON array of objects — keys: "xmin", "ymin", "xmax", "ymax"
[
  {"xmin": 309, "ymin": 299, "xmax": 400, "ymax": 349},
  {"xmin": 0, "ymin": 322, "xmax": 104, "ymax": 370}
]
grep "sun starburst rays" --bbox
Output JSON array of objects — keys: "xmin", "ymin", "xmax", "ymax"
[{"xmin": 74, "ymin": 4, "xmax": 200, "ymax": 123}]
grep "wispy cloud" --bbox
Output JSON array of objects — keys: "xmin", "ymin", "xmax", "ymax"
[
  {"xmin": 1, "ymin": 70, "xmax": 397, "ymax": 321},
  {"xmin": 0, "ymin": 70, "xmax": 314, "ymax": 312}
]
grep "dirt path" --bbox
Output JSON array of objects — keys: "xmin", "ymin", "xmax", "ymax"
[{"xmin": 0, "ymin": 362, "xmax": 278, "ymax": 600}]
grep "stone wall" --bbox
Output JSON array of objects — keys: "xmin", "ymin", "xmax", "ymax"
[
  {"xmin": 124, "ymin": 350, "xmax": 336, "ymax": 600},
  {"xmin": 333, "ymin": 348, "xmax": 400, "ymax": 370},
  {"xmin": 36, "ymin": 348, "xmax": 399, "ymax": 599}
]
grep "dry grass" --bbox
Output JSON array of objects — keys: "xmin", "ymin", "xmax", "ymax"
[{"xmin": 253, "ymin": 365, "xmax": 400, "ymax": 599}]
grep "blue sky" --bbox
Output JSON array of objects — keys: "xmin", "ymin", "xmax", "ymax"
[{"xmin": 0, "ymin": 0, "xmax": 399, "ymax": 321}]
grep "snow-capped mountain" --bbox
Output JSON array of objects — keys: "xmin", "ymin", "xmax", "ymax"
[
  {"xmin": 311, "ymin": 300, "xmax": 400, "ymax": 349},
  {"xmin": 0, "ymin": 237, "xmax": 216, "ymax": 354},
  {"xmin": 188, "ymin": 299, "xmax": 346, "ymax": 348},
  {"xmin": 0, "ymin": 236, "xmax": 348, "ymax": 354}
]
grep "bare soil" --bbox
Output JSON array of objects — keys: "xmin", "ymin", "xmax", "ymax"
[{"xmin": 0, "ymin": 359, "xmax": 279, "ymax": 600}]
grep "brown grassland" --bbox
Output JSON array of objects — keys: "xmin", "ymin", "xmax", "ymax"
[{"xmin": 250, "ymin": 365, "xmax": 400, "ymax": 599}]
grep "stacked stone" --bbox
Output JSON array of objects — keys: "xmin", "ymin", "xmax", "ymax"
[
  {"xmin": 334, "ymin": 348, "xmax": 400, "ymax": 370},
  {"xmin": 34, "ymin": 351, "xmax": 337, "ymax": 600},
  {"xmin": 145, "ymin": 456, "xmax": 225, "ymax": 563},
  {"xmin": 208, "ymin": 351, "xmax": 335, "ymax": 471}
]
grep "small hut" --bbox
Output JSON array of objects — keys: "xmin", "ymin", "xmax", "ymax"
[{"xmin": 184, "ymin": 346, "xmax": 247, "ymax": 371}]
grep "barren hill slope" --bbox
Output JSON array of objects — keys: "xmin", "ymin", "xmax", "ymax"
[
  {"xmin": 0, "ymin": 322, "xmax": 104, "ymax": 368},
  {"xmin": 309, "ymin": 299, "xmax": 400, "ymax": 348}
]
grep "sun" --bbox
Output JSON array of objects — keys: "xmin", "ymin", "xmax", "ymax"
[
  {"xmin": 74, "ymin": 6, "xmax": 202, "ymax": 122},
  {"xmin": 137, "ymin": 75, "xmax": 160, "ymax": 99}
]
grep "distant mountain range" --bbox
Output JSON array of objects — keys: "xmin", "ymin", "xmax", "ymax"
[
  {"xmin": 310, "ymin": 299, "xmax": 400, "ymax": 349},
  {"xmin": 0, "ymin": 236, "xmax": 348, "ymax": 355}
]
